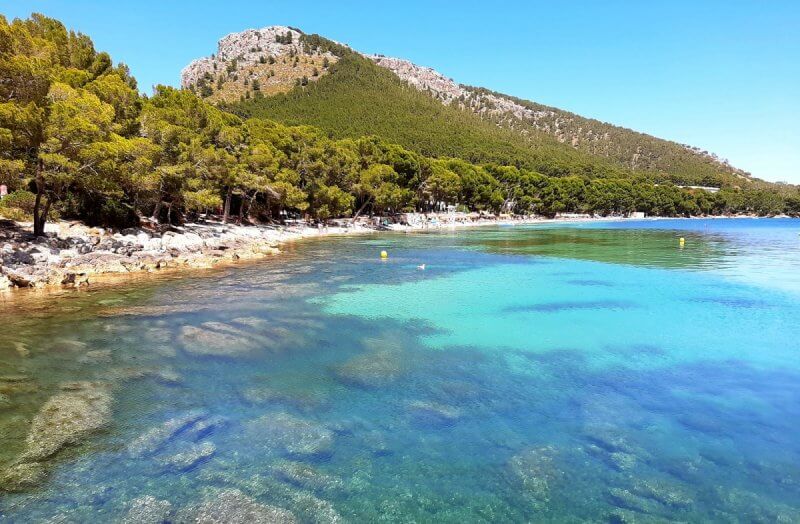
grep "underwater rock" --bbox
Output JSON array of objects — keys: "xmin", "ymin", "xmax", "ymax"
[
  {"xmin": 676, "ymin": 412, "xmax": 726, "ymax": 435},
  {"xmin": 127, "ymin": 410, "xmax": 208, "ymax": 457},
  {"xmin": 658, "ymin": 457, "xmax": 704, "ymax": 484},
  {"xmin": 583, "ymin": 424, "xmax": 636, "ymax": 454},
  {"xmin": 0, "ymin": 462, "xmax": 47, "ymax": 492},
  {"xmin": 180, "ymin": 488, "xmax": 297, "ymax": 524},
  {"xmin": 714, "ymin": 486, "xmax": 800, "ymax": 523},
  {"xmin": 180, "ymin": 322, "xmax": 264, "ymax": 357},
  {"xmin": 0, "ymin": 374, "xmax": 31, "ymax": 383},
  {"xmin": 361, "ymin": 430, "xmax": 391, "ymax": 456},
  {"xmin": 78, "ymin": 349, "xmax": 113, "ymax": 364},
  {"xmin": 331, "ymin": 348, "xmax": 404, "ymax": 388},
  {"xmin": 107, "ymin": 365, "xmax": 183, "ymax": 385},
  {"xmin": 508, "ymin": 446, "xmax": 560, "ymax": 510},
  {"xmin": 607, "ymin": 508, "xmax": 675, "ymax": 524},
  {"xmin": 586, "ymin": 444, "xmax": 638, "ymax": 472},
  {"xmin": 241, "ymin": 386, "xmax": 326, "ymax": 412},
  {"xmin": 183, "ymin": 415, "xmax": 227, "ymax": 440},
  {"xmin": 609, "ymin": 451, "xmax": 638, "ymax": 472},
  {"xmin": 232, "ymin": 316, "xmax": 270, "ymax": 329},
  {"xmin": 159, "ymin": 441, "xmax": 216, "ymax": 471},
  {"xmin": 48, "ymin": 338, "xmax": 88, "ymax": 352},
  {"xmin": 21, "ymin": 381, "xmax": 112, "ymax": 462},
  {"xmin": 607, "ymin": 488, "xmax": 662, "ymax": 515},
  {"xmin": 607, "ymin": 508, "xmax": 637, "ymax": 523},
  {"xmin": 106, "ymin": 366, "xmax": 151, "ymax": 382},
  {"xmin": 0, "ymin": 375, "xmax": 38, "ymax": 395},
  {"xmin": 632, "ymin": 478, "xmax": 693, "ymax": 509},
  {"xmin": 120, "ymin": 496, "xmax": 173, "ymax": 524},
  {"xmin": 247, "ymin": 412, "xmax": 334, "ymax": 457},
  {"xmin": 13, "ymin": 341, "xmax": 30, "ymax": 357},
  {"xmin": 154, "ymin": 368, "xmax": 183, "ymax": 385},
  {"xmin": 271, "ymin": 460, "xmax": 344, "ymax": 493},
  {"xmin": 288, "ymin": 491, "xmax": 344, "ymax": 524},
  {"xmin": 406, "ymin": 400, "xmax": 462, "ymax": 427}
]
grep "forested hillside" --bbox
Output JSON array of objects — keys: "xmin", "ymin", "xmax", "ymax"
[
  {"xmin": 461, "ymin": 87, "xmax": 755, "ymax": 188},
  {"xmin": 1, "ymin": 14, "xmax": 798, "ymax": 237},
  {"xmin": 229, "ymin": 52, "xmax": 627, "ymax": 180},
  {"xmin": 223, "ymin": 33, "xmax": 771, "ymax": 190}
]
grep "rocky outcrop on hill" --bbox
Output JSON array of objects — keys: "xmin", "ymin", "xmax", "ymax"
[
  {"xmin": 180, "ymin": 26, "xmax": 338, "ymax": 102},
  {"xmin": 181, "ymin": 26, "xmax": 306, "ymax": 88}
]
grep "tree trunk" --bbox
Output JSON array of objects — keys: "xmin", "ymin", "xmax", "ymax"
[
  {"xmin": 152, "ymin": 199, "xmax": 162, "ymax": 222},
  {"xmin": 151, "ymin": 182, "xmax": 164, "ymax": 222},
  {"xmin": 223, "ymin": 187, "xmax": 232, "ymax": 223},
  {"xmin": 34, "ymin": 198, "xmax": 51, "ymax": 237},
  {"xmin": 246, "ymin": 191, "xmax": 258, "ymax": 223},
  {"xmin": 32, "ymin": 165, "xmax": 47, "ymax": 236},
  {"xmin": 237, "ymin": 196, "xmax": 245, "ymax": 224},
  {"xmin": 32, "ymin": 189, "xmax": 44, "ymax": 236},
  {"xmin": 351, "ymin": 197, "xmax": 372, "ymax": 224}
]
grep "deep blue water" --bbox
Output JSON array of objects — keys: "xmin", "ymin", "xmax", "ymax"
[{"xmin": 1, "ymin": 218, "xmax": 799, "ymax": 522}]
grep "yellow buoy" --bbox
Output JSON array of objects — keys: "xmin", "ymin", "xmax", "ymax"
[
  {"xmin": 380, "ymin": 250, "xmax": 388, "ymax": 259},
  {"xmin": 679, "ymin": 237, "xmax": 685, "ymax": 246}
]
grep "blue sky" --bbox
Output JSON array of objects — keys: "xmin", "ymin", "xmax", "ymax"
[{"xmin": 3, "ymin": 1, "xmax": 798, "ymax": 183}]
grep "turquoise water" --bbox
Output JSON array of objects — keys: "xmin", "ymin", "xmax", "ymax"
[{"xmin": 1, "ymin": 218, "xmax": 799, "ymax": 521}]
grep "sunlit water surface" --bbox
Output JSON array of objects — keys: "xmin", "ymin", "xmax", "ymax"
[{"xmin": 1, "ymin": 218, "xmax": 799, "ymax": 522}]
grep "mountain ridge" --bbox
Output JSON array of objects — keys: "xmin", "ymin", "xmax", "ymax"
[
  {"xmin": 370, "ymin": 54, "xmax": 749, "ymax": 180},
  {"xmin": 181, "ymin": 25, "xmax": 768, "ymax": 189}
]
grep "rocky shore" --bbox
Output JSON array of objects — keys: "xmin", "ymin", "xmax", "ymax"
[
  {"xmin": 0, "ymin": 214, "xmax": 562, "ymax": 293},
  {"xmin": 0, "ymin": 219, "xmax": 376, "ymax": 292}
]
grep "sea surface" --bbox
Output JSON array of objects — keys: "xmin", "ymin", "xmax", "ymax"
[{"xmin": 1, "ymin": 218, "xmax": 799, "ymax": 522}]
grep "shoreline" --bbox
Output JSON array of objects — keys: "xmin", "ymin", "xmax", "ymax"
[{"xmin": 0, "ymin": 213, "xmax": 782, "ymax": 298}]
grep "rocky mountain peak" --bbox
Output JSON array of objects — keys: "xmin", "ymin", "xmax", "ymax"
[
  {"xmin": 181, "ymin": 26, "xmax": 306, "ymax": 89},
  {"xmin": 180, "ymin": 26, "xmax": 339, "ymax": 102}
]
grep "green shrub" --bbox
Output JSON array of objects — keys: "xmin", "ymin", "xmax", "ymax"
[
  {"xmin": 0, "ymin": 190, "xmax": 37, "ymax": 213},
  {"xmin": 0, "ymin": 190, "xmax": 38, "ymax": 221}
]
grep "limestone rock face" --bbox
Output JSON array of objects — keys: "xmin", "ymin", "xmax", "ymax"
[
  {"xmin": 369, "ymin": 55, "xmax": 465, "ymax": 103},
  {"xmin": 180, "ymin": 25, "xmax": 329, "ymax": 90}
]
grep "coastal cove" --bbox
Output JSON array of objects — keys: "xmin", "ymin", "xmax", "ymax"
[
  {"xmin": 1, "ymin": 218, "xmax": 799, "ymax": 521},
  {"xmin": 0, "ymin": 214, "xmax": 621, "ymax": 295}
]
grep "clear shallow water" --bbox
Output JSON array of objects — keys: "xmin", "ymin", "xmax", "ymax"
[{"xmin": 1, "ymin": 218, "xmax": 799, "ymax": 522}]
